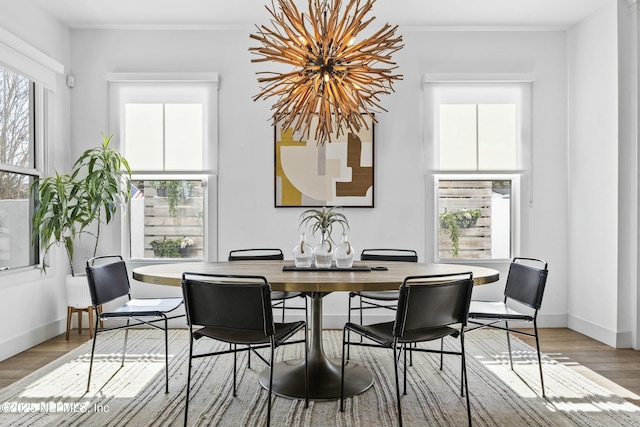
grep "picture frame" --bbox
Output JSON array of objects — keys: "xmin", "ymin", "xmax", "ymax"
[{"xmin": 274, "ymin": 116, "xmax": 375, "ymax": 207}]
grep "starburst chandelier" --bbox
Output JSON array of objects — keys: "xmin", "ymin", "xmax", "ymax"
[{"xmin": 249, "ymin": 0, "xmax": 404, "ymax": 144}]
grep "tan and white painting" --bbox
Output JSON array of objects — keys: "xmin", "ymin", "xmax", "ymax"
[{"xmin": 275, "ymin": 117, "xmax": 374, "ymax": 207}]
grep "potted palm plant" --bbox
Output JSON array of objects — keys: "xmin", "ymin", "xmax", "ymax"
[
  {"xmin": 31, "ymin": 171, "xmax": 85, "ymax": 276},
  {"xmin": 32, "ymin": 134, "xmax": 131, "ymax": 307},
  {"xmin": 71, "ymin": 133, "xmax": 132, "ymax": 259}
]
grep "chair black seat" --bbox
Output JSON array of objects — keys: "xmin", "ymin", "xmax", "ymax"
[
  {"xmin": 347, "ymin": 321, "xmax": 459, "ymax": 347},
  {"xmin": 194, "ymin": 321, "xmax": 306, "ymax": 346},
  {"xmin": 469, "ymin": 300, "xmax": 534, "ymax": 322}
]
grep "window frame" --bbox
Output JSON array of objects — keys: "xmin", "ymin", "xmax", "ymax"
[
  {"xmin": 433, "ymin": 173, "xmax": 520, "ymax": 262},
  {"xmin": 129, "ymin": 174, "xmax": 207, "ymax": 260},
  {"xmin": 423, "ymin": 74, "xmax": 533, "ymax": 263},
  {"xmin": 0, "ymin": 27, "xmax": 63, "ymax": 283},
  {"xmin": 0, "ymin": 70, "xmax": 44, "ymax": 273},
  {"xmin": 107, "ymin": 73, "xmax": 219, "ymax": 263}
]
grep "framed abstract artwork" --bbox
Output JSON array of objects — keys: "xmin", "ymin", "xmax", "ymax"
[{"xmin": 274, "ymin": 116, "xmax": 374, "ymax": 207}]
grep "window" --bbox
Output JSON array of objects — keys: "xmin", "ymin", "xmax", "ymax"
[
  {"xmin": 108, "ymin": 75, "xmax": 219, "ymax": 261},
  {"xmin": 437, "ymin": 178, "xmax": 514, "ymax": 260},
  {"xmin": 0, "ymin": 66, "xmax": 39, "ymax": 269},
  {"xmin": 425, "ymin": 79, "xmax": 531, "ymax": 261}
]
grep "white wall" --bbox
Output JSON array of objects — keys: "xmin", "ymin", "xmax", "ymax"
[
  {"xmin": 0, "ymin": 0, "xmax": 71, "ymax": 361},
  {"xmin": 68, "ymin": 27, "xmax": 569, "ymax": 328},
  {"xmin": 568, "ymin": 3, "xmax": 621, "ymax": 346}
]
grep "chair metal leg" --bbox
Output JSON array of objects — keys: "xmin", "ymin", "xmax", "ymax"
[
  {"xmin": 440, "ymin": 338, "xmax": 444, "ymax": 370},
  {"xmin": 233, "ymin": 343, "xmax": 237, "ymax": 397},
  {"xmin": 121, "ymin": 319, "xmax": 130, "ymax": 367},
  {"xmin": 184, "ymin": 335, "xmax": 194, "ymax": 427},
  {"xmin": 533, "ymin": 320, "xmax": 546, "ymax": 397},
  {"xmin": 247, "ymin": 344, "xmax": 251, "ymax": 370},
  {"xmin": 505, "ymin": 321, "xmax": 514, "ymax": 370},
  {"xmin": 403, "ymin": 343, "xmax": 408, "ymax": 395},
  {"xmin": 460, "ymin": 336, "xmax": 466, "ymax": 396},
  {"xmin": 304, "ymin": 324, "xmax": 309, "ymax": 408},
  {"xmin": 340, "ymin": 327, "xmax": 348, "ymax": 411},
  {"xmin": 393, "ymin": 340, "xmax": 403, "ymax": 427},
  {"xmin": 163, "ymin": 315, "xmax": 169, "ymax": 393},
  {"xmin": 358, "ymin": 296, "xmax": 364, "ymax": 343},
  {"xmin": 346, "ymin": 296, "xmax": 353, "ymax": 360},
  {"xmin": 281, "ymin": 300, "xmax": 286, "ymax": 323},
  {"xmin": 86, "ymin": 314, "xmax": 100, "ymax": 392},
  {"xmin": 461, "ymin": 333, "xmax": 472, "ymax": 427},
  {"xmin": 267, "ymin": 340, "xmax": 275, "ymax": 427},
  {"xmin": 303, "ymin": 295, "xmax": 309, "ymax": 338},
  {"xmin": 409, "ymin": 342, "xmax": 413, "ymax": 367}
]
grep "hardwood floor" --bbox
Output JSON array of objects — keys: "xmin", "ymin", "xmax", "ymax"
[
  {"xmin": 518, "ymin": 328, "xmax": 640, "ymax": 404},
  {"xmin": 1, "ymin": 328, "xmax": 639, "ymax": 406},
  {"xmin": 0, "ymin": 330, "xmax": 90, "ymax": 389}
]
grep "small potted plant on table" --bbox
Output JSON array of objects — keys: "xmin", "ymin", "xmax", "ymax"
[{"xmin": 299, "ymin": 206, "xmax": 350, "ymax": 268}]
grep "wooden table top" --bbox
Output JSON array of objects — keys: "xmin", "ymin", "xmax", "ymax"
[{"xmin": 132, "ymin": 260, "xmax": 499, "ymax": 292}]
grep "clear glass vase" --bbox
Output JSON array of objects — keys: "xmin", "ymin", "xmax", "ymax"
[
  {"xmin": 313, "ymin": 232, "xmax": 333, "ymax": 268},
  {"xmin": 293, "ymin": 232, "xmax": 313, "ymax": 268},
  {"xmin": 334, "ymin": 233, "xmax": 354, "ymax": 268}
]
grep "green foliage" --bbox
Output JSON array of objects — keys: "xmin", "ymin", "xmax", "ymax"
[
  {"xmin": 150, "ymin": 238, "xmax": 181, "ymax": 258},
  {"xmin": 30, "ymin": 172, "xmax": 86, "ymax": 276},
  {"xmin": 72, "ymin": 134, "xmax": 132, "ymax": 257},
  {"xmin": 439, "ymin": 208, "xmax": 482, "ymax": 257},
  {"xmin": 152, "ymin": 180, "xmax": 193, "ymax": 218},
  {"xmin": 299, "ymin": 206, "xmax": 349, "ymax": 246},
  {"xmin": 31, "ymin": 133, "xmax": 131, "ymax": 276}
]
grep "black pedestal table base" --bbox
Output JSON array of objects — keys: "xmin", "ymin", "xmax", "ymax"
[{"xmin": 259, "ymin": 292, "xmax": 374, "ymax": 400}]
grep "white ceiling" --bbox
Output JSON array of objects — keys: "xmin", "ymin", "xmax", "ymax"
[{"xmin": 30, "ymin": 0, "xmax": 611, "ymax": 29}]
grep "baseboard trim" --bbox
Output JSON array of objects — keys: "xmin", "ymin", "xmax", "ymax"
[
  {"xmin": 568, "ymin": 314, "xmax": 632, "ymax": 348},
  {"xmin": 0, "ymin": 318, "xmax": 66, "ymax": 362}
]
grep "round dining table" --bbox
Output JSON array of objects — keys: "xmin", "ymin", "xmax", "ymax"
[{"xmin": 132, "ymin": 260, "xmax": 499, "ymax": 401}]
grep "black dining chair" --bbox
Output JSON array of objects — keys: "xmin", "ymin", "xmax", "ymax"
[
  {"xmin": 347, "ymin": 249, "xmax": 418, "ymax": 360},
  {"xmin": 229, "ymin": 248, "xmax": 308, "ymax": 324},
  {"xmin": 466, "ymin": 257, "xmax": 549, "ymax": 397},
  {"xmin": 85, "ymin": 255, "xmax": 184, "ymax": 393},
  {"xmin": 340, "ymin": 272, "xmax": 475, "ymax": 427},
  {"xmin": 349, "ymin": 249, "xmax": 418, "ymax": 323},
  {"xmin": 181, "ymin": 272, "xmax": 308, "ymax": 427}
]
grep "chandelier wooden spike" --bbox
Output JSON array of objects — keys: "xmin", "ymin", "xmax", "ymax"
[{"xmin": 250, "ymin": 0, "xmax": 404, "ymax": 144}]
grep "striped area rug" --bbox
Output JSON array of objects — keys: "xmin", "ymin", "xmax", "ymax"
[{"xmin": 0, "ymin": 329, "xmax": 639, "ymax": 427}]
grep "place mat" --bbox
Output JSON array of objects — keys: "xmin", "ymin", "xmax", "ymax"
[{"xmin": 282, "ymin": 265, "xmax": 372, "ymax": 272}]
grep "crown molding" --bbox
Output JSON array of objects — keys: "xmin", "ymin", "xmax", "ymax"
[
  {"xmin": 402, "ymin": 25, "xmax": 570, "ymax": 32},
  {"xmin": 67, "ymin": 24, "xmax": 252, "ymax": 31}
]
